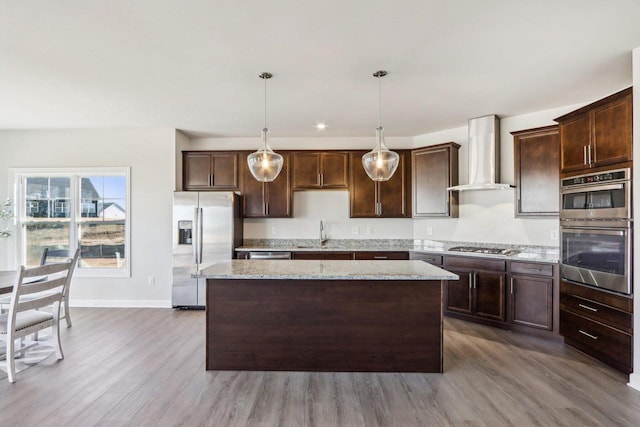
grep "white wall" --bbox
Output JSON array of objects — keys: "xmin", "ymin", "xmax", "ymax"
[
  {"xmin": 630, "ymin": 47, "xmax": 640, "ymax": 391},
  {"xmin": 412, "ymin": 106, "xmax": 583, "ymax": 246},
  {"xmin": 0, "ymin": 128, "xmax": 176, "ymax": 307}
]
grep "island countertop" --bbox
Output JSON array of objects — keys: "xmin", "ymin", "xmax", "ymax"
[{"xmin": 199, "ymin": 259, "xmax": 459, "ymax": 281}]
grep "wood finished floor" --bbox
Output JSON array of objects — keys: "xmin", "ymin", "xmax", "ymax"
[{"xmin": 0, "ymin": 308, "xmax": 639, "ymax": 427}]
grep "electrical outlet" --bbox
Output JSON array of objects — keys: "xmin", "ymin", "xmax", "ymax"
[
  {"xmin": 271, "ymin": 226, "xmax": 277, "ymax": 236},
  {"xmin": 351, "ymin": 226, "xmax": 360, "ymax": 235},
  {"xmin": 550, "ymin": 230, "xmax": 558, "ymax": 240},
  {"xmin": 427, "ymin": 227, "xmax": 433, "ymax": 236},
  {"xmin": 148, "ymin": 276, "xmax": 155, "ymax": 286},
  {"xmin": 365, "ymin": 226, "xmax": 373, "ymax": 235}
]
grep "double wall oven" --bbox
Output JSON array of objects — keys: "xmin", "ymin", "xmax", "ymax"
[{"xmin": 560, "ymin": 168, "xmax": 632, "ymax": 295}]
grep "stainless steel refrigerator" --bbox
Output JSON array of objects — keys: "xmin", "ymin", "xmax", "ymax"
[{"xmin": 172, "ymin": 192, "xmax": 243, "ymax": 309}]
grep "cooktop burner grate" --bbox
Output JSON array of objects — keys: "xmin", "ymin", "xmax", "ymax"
[{"xmin": 448, "ymin": 246, "xmax": 517, "ymax": 255}]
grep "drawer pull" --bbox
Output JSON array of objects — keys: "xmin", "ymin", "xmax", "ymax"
[
  {"xmin": 578, "ymin": 330, "xmax": 598, "ymax": 340},
  {"xmin": 578, "ymin": 303, "xmax": 598, "ymax": 313},
  {"xmin": 373, "ymin": 256, "xmax": 388, "ymax": 259}
]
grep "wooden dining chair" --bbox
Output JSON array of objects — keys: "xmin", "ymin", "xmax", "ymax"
[
  {"xmin": 40, "ymin": 248, "xmax": 79, "ymax": 328},
  {"xmin": 0, "ymin": 260, "xmax": 74, "ymax": 382}
]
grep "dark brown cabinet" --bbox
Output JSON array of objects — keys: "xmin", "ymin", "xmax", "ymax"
[
  {"xmin": 444, "ymin": 256, "xmax": 506, "ymax": 323},
  {"xmin": 411, "ymin": 142, "xmax": 460, "ymax": 217},
  {"xmin": 512, "ymin": 126, "xmax": 559, "ymax": 217},
  {"xmin": 353, "ymin": 251, "xmax": 409, "ymax": 260},
  {"xmin": 291, "ymin": 251, "xmax": 353, "ymax": 260},
  {"xmin": 349, "ymin": 151, "xmax": 411, "ymax": 218},
  {"xmin": 292, "ymin": 152, "xmax": 349, "ymax": 190},
  {"xmin": 508, "ymin": 262, "xmax": 554, "ymax": 330},
  {"xmin": 560, "ymin": 280, "xmax": 633, "ymax": 374},
  {"xmin": 241, "ymin": 152, "xmax": 292, "ymax": 218},
  {"xmin": 555, "ymin": 87, "xmax": 632, "ymax": 175},
  {"xmin": 183, "ymin": 151, "xmax": 240, "ymax": 191}
]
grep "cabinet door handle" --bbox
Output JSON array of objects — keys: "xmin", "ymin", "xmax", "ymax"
[
  {"xmin": 510, "ymin": 277, "xmax": 514, "ymax": 294},
  {"xmin": 265, "ymin": 203, "xmax": 269, "ymax": 216},
  {"xmin": 583, "ymin": 146, "xmax": 588, "ymax": 165},
  {"xmin": 468, "ymin": 273, "xmax": 473, "ymax": 289},
  {"xmin": 317, "ymin": 173, "xmax": 321, "ymax": 186},
  {"xmin": 578, "ymin": 303, "xmax": 598, "ymax": 312},
  {"xmin": 579, "ymin": 330, "xmax": 598, "ymax": 340},
  {"xmin": 320, "ymin": 173, "xmax": 324, "ymax": 186},
  {"xmin": 211, "ymin": 174, "xmax": 215, "ymax": 186},
  {"xmin": 587, "ymin": 144, "xmax": 592, "ymax": 164}
]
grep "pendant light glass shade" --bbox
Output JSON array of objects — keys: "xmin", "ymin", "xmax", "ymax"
[
  {"xmin": 362, "ymin": 126, "xmax": 400, "ymax": 181},
  {"xmin": 362, "ymin": 70, "xmax": 399, "ymax": 181},
  {"xmin": 247, "ymin": 72, "xmax": 283, "ymax": 182},
  {"xmin": 247, "ymin": 128, "xmax": 283, "ymax": 182}
]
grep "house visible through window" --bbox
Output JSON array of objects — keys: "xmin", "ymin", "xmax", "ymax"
[{"xmin": 14, "ymin": 168, "xmax": 130, "ymax": 277}]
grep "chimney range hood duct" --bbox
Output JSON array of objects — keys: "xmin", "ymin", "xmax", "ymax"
[{"xmin": 447, "ymin": 114, "xmax": 514, "ymax": 191}]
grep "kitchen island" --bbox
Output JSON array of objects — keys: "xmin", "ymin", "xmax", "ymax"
[{"xmin": 200, "ymin": 259, "xmax": 458, "ymax": 373}]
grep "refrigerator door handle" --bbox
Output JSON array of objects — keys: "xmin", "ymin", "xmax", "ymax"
[
  {"xmin": 193, "ymin": 207, "xmax": 200, "ymax": 264},
  {"xmin": 197, "ymin": 207, "xmax": 204, "ymax": 265}
]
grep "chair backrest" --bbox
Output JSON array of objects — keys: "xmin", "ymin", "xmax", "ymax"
[
  {"xmin": 40, "ymin": 247, "xmax": 75, "ymax": 266},
  {"xmin": 7, "ymin": 261, "xmax": 73, "ymax": 318}
]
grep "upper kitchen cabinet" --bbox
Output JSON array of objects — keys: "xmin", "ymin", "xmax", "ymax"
[
  {"xmin": 291, "ymin": 152, "xmax": 349, "ymax": 190},
  {"xmin": 512, "ymin": 125, "xmax": 559, "ymax": 217},
  {"xmin": 555, "ymin": 87, "xmax": 632, "ymax": 176},
  {"xmin": 349, "ymin": 150, "xmax": 411, "ymax": 218},
  {"xmin": 240, "ymin": 151, "xmax": 292, "ymax": 218},
  {"xmin": 411, "ymin": 142, "xmax": 460, "ymax": 217},
  {"xmin": 183, "ymin": 151, "xmax": 240, "ymax": 191}
]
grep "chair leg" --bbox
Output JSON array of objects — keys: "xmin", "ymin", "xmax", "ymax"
[
  {"xmin": 7, "ymin": 337, "xmax": 16, "ymax": 383},
  {"xmin": 53, "ymin": 320, "xmax": 64, "ymax": 361},
  {"xmin": 64, "ymin": 293, "xmax": 72, "ymax": 328}
]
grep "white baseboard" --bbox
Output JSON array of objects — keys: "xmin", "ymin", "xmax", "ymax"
[
  {"xmin": 70, "ymin": 299, "xmax": 172, "ymax": 308},
  {"xmin": 629, "ymin": 373, "xmax": 640, "ymax": 392}
]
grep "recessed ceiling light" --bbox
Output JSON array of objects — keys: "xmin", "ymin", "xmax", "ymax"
[{"xmin": 316, "ymin": 123, "xmax": 327, "ymax": 130}]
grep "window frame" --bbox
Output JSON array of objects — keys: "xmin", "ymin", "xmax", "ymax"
[{"xmin": 10, "ymin": 167, "xmax": 131, "ymax": 278}]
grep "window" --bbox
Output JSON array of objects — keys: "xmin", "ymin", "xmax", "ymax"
[{"xmin": 12, "ymin": 168, "xmax": 130, "ymax": 277}]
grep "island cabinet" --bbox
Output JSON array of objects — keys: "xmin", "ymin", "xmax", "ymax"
[
  {"xmin": 291, "ymin": 152, "xmax": 349, "ymax": 190},
  {"xmin": 183, "ymin": 151, "xmax": 240, "ymax": 191},
  {"xmin": 443, "ymin": 256, "xmax": 506, "ymax": 324},
  {"xmin": 555, "ymin": 87, "xmax": 632, "ymax": 176},
  {"xmin": 508, "ymin": 261, "xmax": 555, "ymax": 331},
  {"xmin": 240, "ymin": 152, "xmax": 292, "ymax": 218},
  {"xmin": 512, "ymin": 126, "xmax": 559, "ymax": 217},
  {"xmin": 560, "ymin": 280, "xmax": 633, "ymax": 374},
  {"xmin": 349, "ymin": 150, "xmax": 411, "ymax": 218},
  {"xmin": 411, "ymin": 142, "xmax": 460, "ymax": 218}
]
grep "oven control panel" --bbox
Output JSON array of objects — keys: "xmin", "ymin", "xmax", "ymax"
[{"xmin": 562, "ymin": 168, "xmax": 628, "ymax": 187}]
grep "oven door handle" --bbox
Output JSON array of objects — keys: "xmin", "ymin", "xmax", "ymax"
[
  {"xmin": 561, "ymin": 183, "xmax": 624, "ymax": 194},
  {"xmin": 560, "ymin": 227, "xmax": 626, "ymax": 236}
]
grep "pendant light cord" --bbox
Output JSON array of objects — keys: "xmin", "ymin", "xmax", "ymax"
[
  {"xmin": 264, "ymin": 75, "xmax": 267, "ymax": 130},
  {"xmin": 378, "ymin": 74, "xmax": 382, "ymax": 128}
]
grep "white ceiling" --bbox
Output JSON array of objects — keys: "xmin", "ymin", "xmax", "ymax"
[{"xmin": 1, "ymin": 0, "xmax": 640, "ymax": 138}]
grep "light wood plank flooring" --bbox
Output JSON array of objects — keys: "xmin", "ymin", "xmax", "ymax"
[{"xmin": 1, "ymin": 308, "xmax": 639, "ymax": 426}]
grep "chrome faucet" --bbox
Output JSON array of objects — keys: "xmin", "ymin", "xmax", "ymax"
[{"xmin": 319, "ymin": 220, "xmax": 327, "ymax": 245}]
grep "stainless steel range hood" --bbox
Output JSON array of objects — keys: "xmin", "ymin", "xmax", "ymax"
[{"xmin": 447, "ymin": 115, "xmax": 513, "ymax": 191}]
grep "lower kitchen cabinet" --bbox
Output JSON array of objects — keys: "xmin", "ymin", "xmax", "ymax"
[
  {"xmin": 291, "ymin": 252, "xmax": 353, "ymax": 260},
  {"xmin": 560, "ymin": 280, "xmax": 633, "ymax": 374},
  {"xmin": 444, "ymin": 256, "xmax": 506, "ymax": 323},
  {"xmin": 353, "ymin": 251, "xmax": 409, "ymax": 260},
  {"xmin": 508, "ymin": 261, "xmax": 555, "ymax": 331}
]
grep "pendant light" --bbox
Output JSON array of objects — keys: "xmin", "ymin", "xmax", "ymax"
[
  {"xmin": 362, "ymin": 70, "xmax": 399, "ymax": 181},
  {"xmin": 247, "ymin": 72, "xmax": 284, "ymax": 182}
]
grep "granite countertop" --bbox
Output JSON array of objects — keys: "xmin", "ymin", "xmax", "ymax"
[
  {"xmin": 236, "ymin": 239, "xmax": 559, "ymax": 263},
  {"xmin": 199, "ymin": 259, "xmax": 459, "ymax": 281}
]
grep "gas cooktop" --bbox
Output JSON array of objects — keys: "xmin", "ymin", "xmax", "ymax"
[{"xmin": 448, "ymin": 246, "xmax": 520, "ymax": 256}]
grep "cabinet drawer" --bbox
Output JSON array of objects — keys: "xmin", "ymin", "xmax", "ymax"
[
  {"xmin": 410, "ymin": 253, "xmax": 443, "ymax": 266},
  {"xmin": 510, "ymin": 261, "xmax": 553, "ymax": 277},
  {"xmin": 560, "ymin": 280, "xmax": 633, "ymax": 312},
  {"xmin": 354, "ymin": 251, "xmax": 409, "ymax": 260},
  {"xmin": 560, "ymin": 293, "xmax": 632, "ymax": 333},
  {"xmin": 560, "ymin": 309, "xmax": 632, "ymax": 373},
  {"xmin": 445, "ymin": 256, "xmax": 506, "ymax": 272}
]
